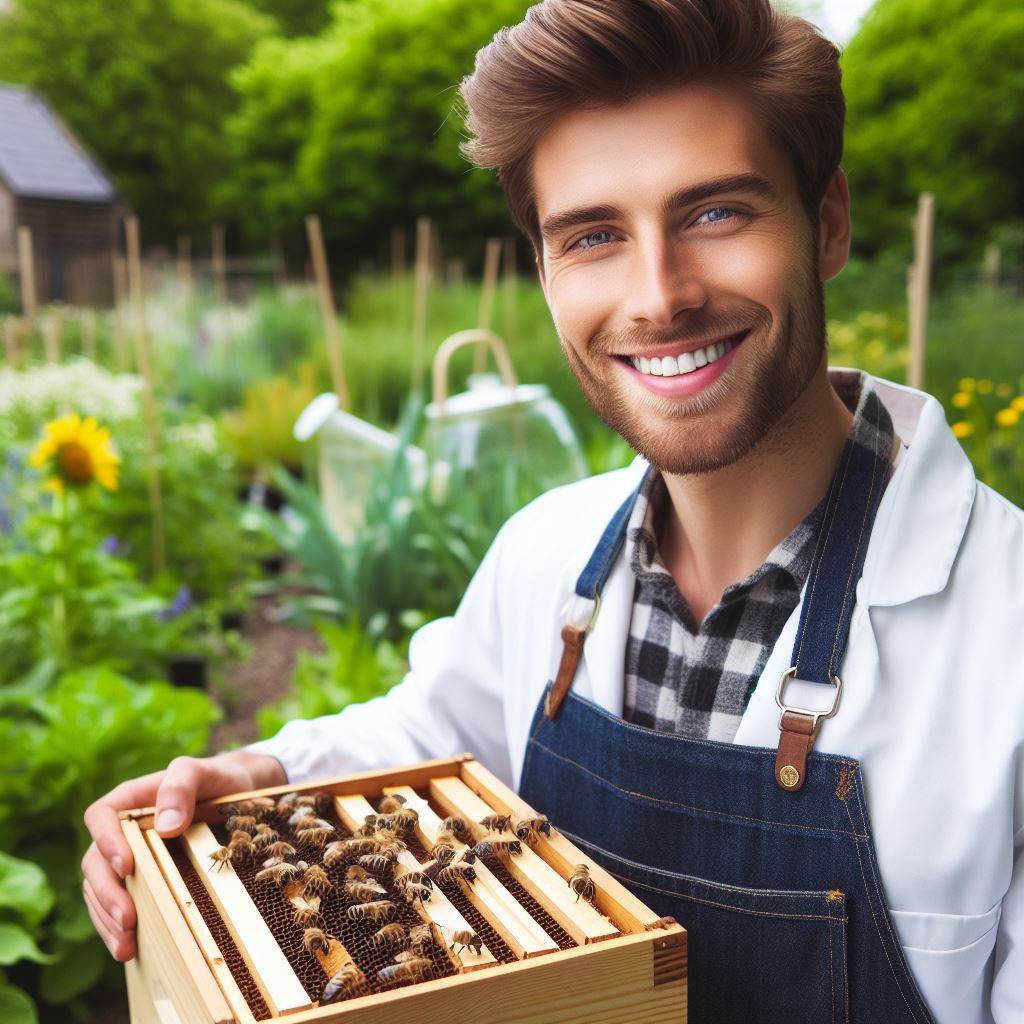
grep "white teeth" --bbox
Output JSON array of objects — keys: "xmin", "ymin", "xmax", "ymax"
[{"xmin": 626, "ymin": 334, "xmax": 740, "ymax": 378}]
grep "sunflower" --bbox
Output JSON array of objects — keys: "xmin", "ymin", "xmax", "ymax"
[{"xmin": 29, "ymin": 414, "xmax": 120, "ymax": 492}]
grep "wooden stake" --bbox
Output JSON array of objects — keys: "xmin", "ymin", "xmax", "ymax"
[
  {"xmin": 17, "ymin": 225, "xmax": 37, "ymax": 325},
  {"xmin": 982, "ymin": 243, "xmax": 1001, "ymax": 292},
  {"xmin": 473, "ymin": 237, "xmax": 503, "ymax": 374},
  {"xmin": 176, "ymin": 235, "xmax": 193, "ymax": 301},
  {"xmin": 304, "ymin": 214, "xmax": 350, "ymax": 410},
  {"xmin": 43, "ymin": 310, "xmax": 62, "ymax": 363},
  {"xmin": 111, "ymin": 253, "xmax": 131, "ymax": 371},
  {"xmin": 124, "ymin": 214, "xmax": 167, "ymax": 576},
  {"xmin": 411, "ymin": 216, "xmax": 432, "ymax": 393},
  {"xmin": 3, "ymin": 317, "xmax": 20, "ymax": 368},
  {"xmin": 80, "ymin": 309, "xmax": 98, "ymax": 361},
  {"xmin": 211, "ymin": 223, "xmax": 228, "ymax": 306},
  {"xmin": 907, "ymin": 192, "xmax": 934, "ymax": 390}
]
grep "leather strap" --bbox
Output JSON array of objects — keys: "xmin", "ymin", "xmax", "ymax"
[
  {"xmin": 774, "ymin": 712, "xmax": 819, "ymax": 792},
  {"xmin": 545, "ymin": 624, "xmax": 587, "ymax": 719}
]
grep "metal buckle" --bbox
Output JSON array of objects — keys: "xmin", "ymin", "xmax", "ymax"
[{"xmin": 775, "ymin": 666, "xmax": 842, "ymax": 732}]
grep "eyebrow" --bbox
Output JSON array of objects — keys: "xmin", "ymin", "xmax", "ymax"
[{"xmin": 539, "ymin": 172, "xmax": 778, "ymax": 243}]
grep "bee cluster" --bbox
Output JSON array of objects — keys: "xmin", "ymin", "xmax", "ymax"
[{"xmin": 201, "ymin": 791, "xmax": 570, "ymax": 1008}]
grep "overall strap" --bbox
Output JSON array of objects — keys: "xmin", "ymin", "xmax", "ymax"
[
  {"xmin": 544, "ymin": 470, "xmax": 648, "ymax": 718},
  {"xmin": 775, "ymin": 396, "xmax": 892, "ymax": 792}
]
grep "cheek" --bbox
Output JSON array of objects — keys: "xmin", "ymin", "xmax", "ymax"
[
  {"xmin": 547, "ymin": 261, "xmax": 627, "ymax": 353},
  {"xmin": 702, "ymin": 232, "xmax": 800, "ymax": 307}
]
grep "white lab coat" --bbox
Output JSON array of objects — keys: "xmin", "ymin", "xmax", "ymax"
[{"xmin": 247, "ymin": 370, "xmax": 1024, "ymax": 1024}]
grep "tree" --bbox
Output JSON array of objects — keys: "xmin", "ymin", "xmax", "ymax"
[
  {"xmin": 841, "ymin": 0, "xmax": 1024, "ymax": 265},
  {"xmin": 0, "ymin": 0, "xmax": 273, "ymax": 241},
  {"xmin": 224, "ymin": 0, "xmax": 532, "ymax": 273}
]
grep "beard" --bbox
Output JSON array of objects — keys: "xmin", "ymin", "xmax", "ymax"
[{"xmin": 558, "ymin": 255, "xmax": 827, "ymax": 476}]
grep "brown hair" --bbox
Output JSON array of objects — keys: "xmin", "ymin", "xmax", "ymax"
[{"xmin": 458, "ymin": 0, "xmax": 844, "ymax": 258}]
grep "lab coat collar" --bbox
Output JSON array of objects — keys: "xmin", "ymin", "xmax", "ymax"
[{"xmin": 579, "ymin": 370, "xmax": 977, "ymax": 715}]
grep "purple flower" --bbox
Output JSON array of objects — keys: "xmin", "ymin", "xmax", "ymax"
[
  {"xmin": 101, "ymin": 535, "xmax": 122, "ymax": 555},
  {"xmin": 157, "ymin": 585, "xmax": 193, "ymax": 621}
]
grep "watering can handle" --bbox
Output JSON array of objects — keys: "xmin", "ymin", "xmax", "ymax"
[{"xmin": 431, "ymin": 328, "xmax": 519, "ymax": 414}]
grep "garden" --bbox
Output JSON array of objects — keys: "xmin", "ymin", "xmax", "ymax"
[{"xmin": 0, "ymin": 0, "xmax": 1020, "ymax": 1020}]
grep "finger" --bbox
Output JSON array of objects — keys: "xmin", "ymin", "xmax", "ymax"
[
  {"xmin": 153, "ymin": 757, "xmax": 205, "ymax": 836},
  {"xmin": 83, "ymin": 881, "xmax": 136, "ymax": 961},
  {"xmin": 82, "ymin": 877, "xmax": 130, "ymax": 943},
  {"xmin": 84, "ymin": 770, "xmax": 166, "ymax": 879},
  {"xmin": 81, "ymin": 843, "xmax": 137, "ymax": 934}
]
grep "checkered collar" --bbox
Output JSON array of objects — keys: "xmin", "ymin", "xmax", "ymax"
[{"xmin": 625, "ymin": 372, "xmax": 896, "ymax": 600}]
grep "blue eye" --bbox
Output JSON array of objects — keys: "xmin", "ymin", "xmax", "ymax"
[
  {"xmin": 697, "ymin": 206, "xmax": 737, "ymax": 225},
  {"xmin": 571, "ymin": 229, "xmax": 614, "ymax": 251}
]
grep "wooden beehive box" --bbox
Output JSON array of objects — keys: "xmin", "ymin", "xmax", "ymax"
[{"xmin": 120, "ymin": 755, "xmax": 687, "ymax": 1024}]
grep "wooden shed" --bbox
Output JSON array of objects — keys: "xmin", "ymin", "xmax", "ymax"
[{"xmin": 0, "ymin": 83, "xmax": 123, "ymax": 306}]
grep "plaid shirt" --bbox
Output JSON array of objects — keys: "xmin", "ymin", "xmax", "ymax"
[{"xmin": 622, "ymin": 370, "xmax": 901, "ymax": 742}]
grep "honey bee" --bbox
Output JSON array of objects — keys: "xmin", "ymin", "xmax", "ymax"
[
  {"xmin": 252, "ymin": 824, "xmax": 279, "ymax": 849},
  {"xmin": 567, "ymin": 864, "xmax": 596, "ymax": 905},
  {"xmin": 255, "ymin": 861, "xmax": 301, "ymax": 887},
  {"xmin": 431, "ymin": 844, "xmax": 458, "ymax": 866},
  {"xmin": 372, "ymin": 923, "xmax": 409, "ymax": 949},
  {"xmin": 288, "ymin": 806, "xmax": 317, "ymax": 828},
  {"xmin": 225, "ymin": 814, "xmax": 258, "ymax": 834},
  {"xmin": 389, "ymin": 808, "xmax": 420, "ymax": 834},
  {"xmin": 377, "ymin": 957, "xmax": 433, "ymax": 985},
  {"xmin": 377, "ymin": 793, "xmax": 407, "ymax": 814},
  {"xmin": 323, "ymin": 837, "xmax": 376, "ymax": 867},
  {"xmin": 478, "ymin": 813, "xmax": 512, "ymax": 833},
  {"xmin": 302, "ymin": 864, "xmax": 333, "ymax": 896},
  {"xmin": 227, "ymin": 830, "xmax": 255, "ymax": 862},
  {"xmin": 473, "ymin": 838, "xmax": 521, "ymax": 860},
  {"xmin": 394, "ymin": 877, "xmax": 432, "ymax": 905},
  {"xmin": 356, "ymin": 813, "xmax": 379, "ymax": 837},
  {"xmin": 439, "ymin": 816, "xmax": 472, "ymax": 843},
  {"xmin": 208, "ymin": 846, "xmax": 234, "ymax": 872},
  {"xmin": 408, "ymin": 922, "xmax": 443, "ymax": 955},
  {"xmin": 514, "ymin": 815, "xmax": 552, "ymax": 843},
  {"xmin": 344, "ymin": 877, "xmax": 388, "ymax": 902},
  {"xmin": 346, "ymin": 900, "xmax": 397, "ymax": 923},
  {"xmin": 263, "ymin": 841, "xmax": 296, "ymax": 861},
  {"xmin": 373, "ymin": 830, "xmax": 407, "ymax": 858},
  {"xmin": 442, "ymin": 926, "xmax": 483, "ymax": 956},
  {"xmin": 434, "ymin": 862, "xmax": 477, "ymax": 889},
  {"xmin": 320, "ymin": 960, "xmax": 365, "ymax": 1004},
  {"xmin": 276, "ymin": 791, "xmax": 299, "ymax": 810},
  {"xmin": 357, "ymin": 853, "xmax": 395, "ymax": 876},
  {"xmin": 295, "ymin": 825, "xmax": 334, "ymax": 848},
  {"xmin": 398, "ymin": 869, "xmax": 431, "ymax": 887},
  {"xmin": 302, "ymin": 927, "xmax": 332, "ymax": 957},
  {"xmin": 292, "ymin": 906, "xmax": 323, "ymax": 929}
]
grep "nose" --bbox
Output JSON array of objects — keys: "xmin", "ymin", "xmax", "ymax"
[{"xmin": 623, "ymin": 228, "xmax": 707, "ymax": 328}]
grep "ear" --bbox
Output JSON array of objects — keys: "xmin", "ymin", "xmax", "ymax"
[{"xmin": 817, "ymin": 167, "xmax": 851, "ymax": 283}]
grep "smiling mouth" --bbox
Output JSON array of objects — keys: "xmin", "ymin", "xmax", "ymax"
[{"xmin": 613, "ymin": 329, "xmax": 750, "ymax": 378}]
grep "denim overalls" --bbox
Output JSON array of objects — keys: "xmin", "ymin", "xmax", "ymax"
[{"xmin": 519, "ymin": 422, "xmax": 937, "ymax": 1023}]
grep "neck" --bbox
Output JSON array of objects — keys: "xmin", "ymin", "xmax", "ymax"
[{"xmin": 658, "ymin": 361, "xmax": 854, "ymax": 623}]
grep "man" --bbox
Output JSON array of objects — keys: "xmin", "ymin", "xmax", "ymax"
[{"xmin": 83, "ymin": 2, "xmax": 1024, "ymax": 1021}]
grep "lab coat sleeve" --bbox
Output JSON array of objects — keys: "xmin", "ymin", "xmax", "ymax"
[
  {"xmin": 241, "ymin": 518, "xmax": 514, "ymax": 784},
  {"xmin": 991, "ymin": 821, "xmax": 1024, "ymax": 1018}
]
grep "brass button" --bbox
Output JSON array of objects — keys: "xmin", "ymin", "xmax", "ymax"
[{"xmin": 779, "ymin": 765, "xmax": 800, "ymax": 788}]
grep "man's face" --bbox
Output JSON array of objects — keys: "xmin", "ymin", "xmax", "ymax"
[{"xmin": 533, "ymin": 83, "xmax": 837, "ymax": 475}]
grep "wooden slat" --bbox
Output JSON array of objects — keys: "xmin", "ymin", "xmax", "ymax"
[
  {"xmin": 145, "ymin": 830, "xmax": 257, "ymax": 1024},
  {"xmin": 384, "ymin": 785, "xmax": 558, "ymax": 959},
  {"xmin": 430, "ymin": 778, "xmax": 619, "ymax": 946},
  {"xmin": 121, "ymin": 820, "xmax": 231, "ymax": 1024},
  {"xmin": 285, "ymin": 929, "xmax": 686, "ymax": 1024},
  {"xmin": 460, "ymin": 760, "xmax": 666, "ymax": 935},
  {"xmin": 182, "ymin": 823, "xmax": 312, "ymax": 1016},
  {"xmin": 333, "ymin": 795, "xmax": 496, "ymax": 972},
  {"xmin": 122, "ymin": 755, "xmax": 476, "ymax": 830}
]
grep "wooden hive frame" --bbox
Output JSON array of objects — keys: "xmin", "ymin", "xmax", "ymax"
[{"xmin": 121, "ymin": 755, "xmax": 687, "ymax": 1024}]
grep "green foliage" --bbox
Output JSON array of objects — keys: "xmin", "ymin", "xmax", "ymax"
[
  {"xmin": 0, "ymin": 0, "xmax": 273, "ymax": 240},
  {"xmin": 0, "ymin": 668, "xmax": 217, "ymax": 1014},
  {"xmin": 0, "ymin": 852, "xmax": 55, "ymax": 1024},
  {"xmin": 841, "ymin": 0, "xmax": 1024, "ymax": 265},
  {"xmin": 258, "ymin": 618, "xmax": 406, "ymax": 737},
  {"xmin": 225, "ymin": 0, "xmax": 532, "ymax": 267},
  {"xmin": 244, "ymin": 0, "xmax": 334, "ymax": 36}
]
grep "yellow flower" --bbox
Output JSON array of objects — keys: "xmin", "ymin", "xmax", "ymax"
[
  {"xmin": 996, "ymin": 383, "xmax": 1012, "ymax": 398},
  {"xmin": 1012, "ymin": 396, "xmax": 1024, "ymax": 413},
  {"xmin": 995, "ymin": 408, "xmax": 1020, "ymax": 429},
  {"xmin": 29, "ymin": 413, "xmax": 120, "ymax": 492},
  {"xmin": 951, "ymin": 392, "xmax": 972, "ymax": 408},
  {"xmin": 951, "ymin": 421, "xmax": 974, "ymax": 438},
  {"xmin": 958, "ymin": 377, "xmax": 976, "ymax": 392},
  {"xmin": 978, "ymin": 379, "xmax": 994, "ymax": 394}
]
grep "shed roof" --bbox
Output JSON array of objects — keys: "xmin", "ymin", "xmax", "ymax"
[{"xmin": 0, "ymin": 84, "xmax": 117, "ymax": 203}]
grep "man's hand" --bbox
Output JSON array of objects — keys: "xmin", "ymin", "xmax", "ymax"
[{"xmin": 82, "ymin": 750, "xmax": 287, "ymax": 961}]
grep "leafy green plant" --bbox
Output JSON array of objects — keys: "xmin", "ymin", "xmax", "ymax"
[
  {"xmin": 0, "ymin": 853, "xmax": 55, "ymax": 1024},
  {"xmin": 257, "ymin": 618, "xmax": 406, "ymax": 738},
  {"xmin": 0, "ymin": 668, "xmax": 218, "ymax": 1018}
]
